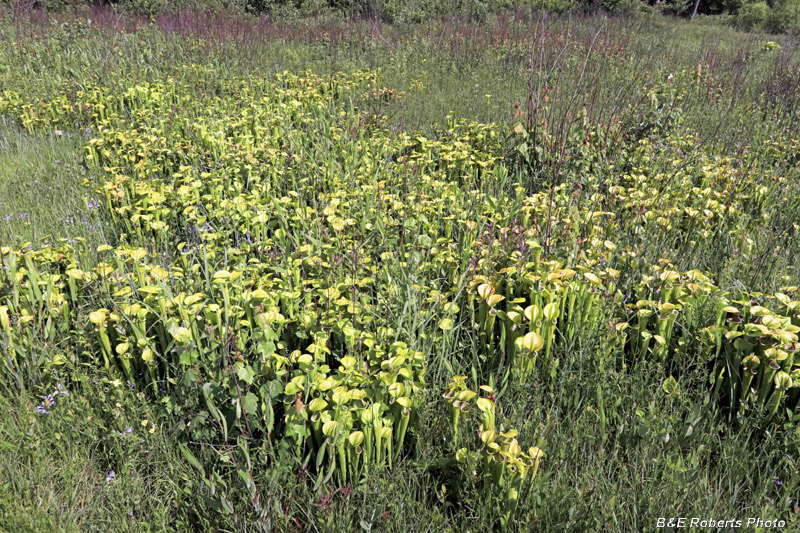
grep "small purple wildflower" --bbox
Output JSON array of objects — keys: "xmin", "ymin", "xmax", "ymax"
[
  {"xmin": 79, "ymin": 218, "xmax": 101, "ymax": 231},
  {"xmin": 105, "ymin": 470, "xmax": 115, "ymax": 483},
  {"xmin": 35, "ymin": 384, "xmax": 68, "ymax": 415},
  {"xmin": 36, "ymin": 385, "xmax": 67, "ymax": 415}
]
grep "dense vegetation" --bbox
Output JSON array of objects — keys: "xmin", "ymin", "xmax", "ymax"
[
  {"xmin": 1, "ymin": 7, "xmax": 800, "ymax": 531},
  {"xmin": 6, "ymin": 0, "xmax": 800, "ymax": 33}
]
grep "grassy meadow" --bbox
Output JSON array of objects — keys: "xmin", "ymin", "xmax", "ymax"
[{"xmin": 1, "ymin": 6, "xmax": 800, "ymax": 531}]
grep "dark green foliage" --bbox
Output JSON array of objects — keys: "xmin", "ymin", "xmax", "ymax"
[{"xmin": 6, "ymin": 0, "xmax": 800, "ymax": 32}]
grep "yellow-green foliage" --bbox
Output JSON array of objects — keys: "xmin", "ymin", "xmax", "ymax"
[
  {"xmin": 701, "ymin": 292, "xmax": 800, "ymax": 421},
  {"xmin": 443, "ymin": 376, "xmax": 543, "ymax": 521},
  {"xmin": 2, "ymin": 57, "xmax": 800, "ymax": 498}
]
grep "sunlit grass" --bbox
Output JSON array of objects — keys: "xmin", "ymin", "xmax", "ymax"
[
  {"xmin": 0, "ymin": 7, "xmax": 799, "ymax": 532},
  {"xmin": 0, "ymin": 122, "xmax": 110, "ymax": 249}
]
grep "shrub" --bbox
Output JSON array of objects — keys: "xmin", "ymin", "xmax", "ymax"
[
  {"xmin": 736, "ymin": 0, "xmax": 770, "ymax": 29},
  {"xmin": 383, "ymin": 0, "xmax": 449, "ymax": 22},
  {"xmin": 118, "ymin": 0, "xmax": 166, "ymax": 15},
  {"xmin": 766, "ymin": 0, "xmax": 800, "ymax": 33}
]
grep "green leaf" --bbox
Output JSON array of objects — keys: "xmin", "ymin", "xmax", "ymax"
[
  {"xmin": 203, "ymin": 383, "xmax": 221, "ymax": 423},
  {"xmin": 201, "ymin": 495, "xmax": 225, "ymax": 513},
  {"xmin": 662, "ymin": 376, "xmax": 680, "ymax": 396},
  {"xmin": 243, "ymin": 392, "xmax": 259, "ymax": 415},
  {"xmin": 267, "ymin": 380, "xmax": 284, "ymax": 397},
  {"xmin": 237, "ymin": 364, "xmax": 255, "ymax": 385},
  {"xmin": 179, "ymin": 443, "xmax": 205, "ymax": 476}
]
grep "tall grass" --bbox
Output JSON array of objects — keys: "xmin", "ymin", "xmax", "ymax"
[{"xmin": 1, "ymin": 6, "xmax": 800, "ymax": 532}]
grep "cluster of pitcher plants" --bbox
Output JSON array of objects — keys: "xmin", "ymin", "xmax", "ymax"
[{"xmin": 1, "ymin": 59, "xmax": 800, "ymax": 526}]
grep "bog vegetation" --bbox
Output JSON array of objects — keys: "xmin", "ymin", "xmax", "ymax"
[
  {"xmin": 1, "ymin": 6, "xmax": 800, "ymax": 532},
  {"xmin": 7, "ymin": 0, "xmax": 800, "ymax": 33}
]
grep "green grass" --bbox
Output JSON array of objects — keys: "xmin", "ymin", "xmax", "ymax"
[
  {"xmin": 0, "ymin": 370, "xmax": 188, "ymax": 532},
  {"xmin": 1, "ymin": 7, "xmax": 800, "ymax": 532},
  {"xmin": 0, "ymin": 121, "xmax": 110, "ymax": 249}
]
